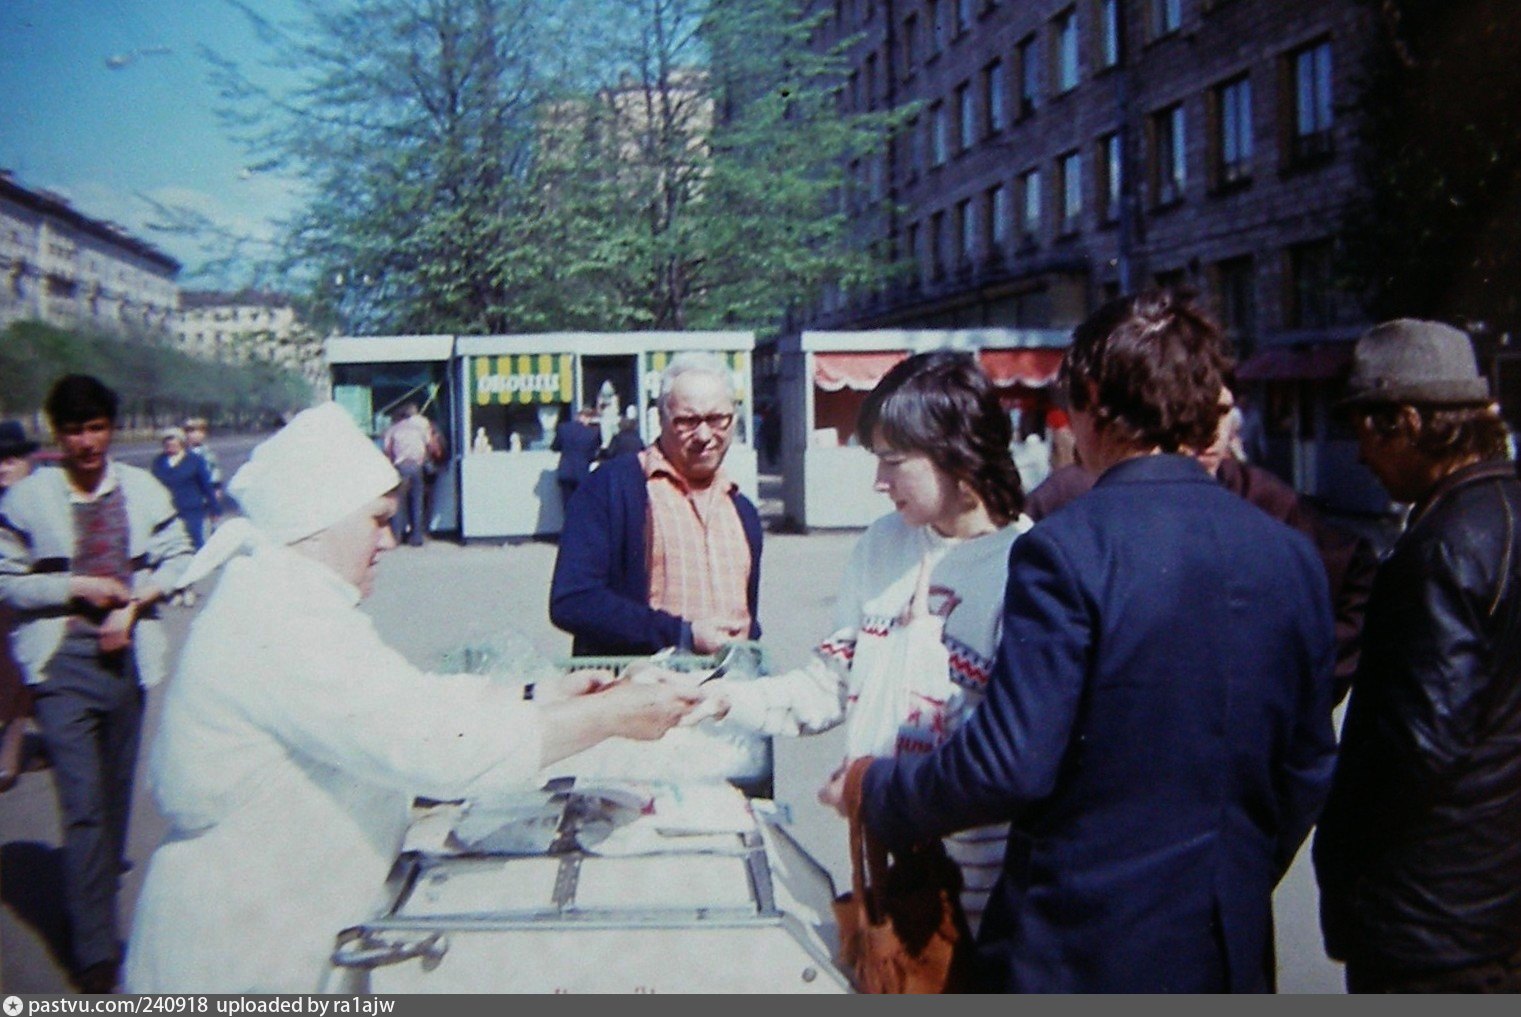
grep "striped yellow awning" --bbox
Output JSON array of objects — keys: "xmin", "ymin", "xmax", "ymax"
[
  {"xmin": 472, "ymin": 354, "xmax": 574, "ymax": 405},
  {"xmin": 645, "ymin": 350, "xmax": 750, "ymax": 403}
]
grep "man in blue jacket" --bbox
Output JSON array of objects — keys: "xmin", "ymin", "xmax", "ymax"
[
  {"xmin": 550, "ymin": 352, "xmax": 761, "ymax": 656},
  {"xmin": 843, "ymin": 290, "xmax": 1338, "ymax": 991}
]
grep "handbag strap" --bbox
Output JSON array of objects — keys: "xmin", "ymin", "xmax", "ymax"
[{"xmin": 842, "ymin": 756, "xmax": 892, "ymax": 923}]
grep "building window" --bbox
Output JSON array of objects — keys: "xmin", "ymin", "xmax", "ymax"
[
  {"xmin": 1059, "ymin": 150, "xmax": 1083, "ymax": 234},
  {"xmin": 1053, "ymin": 7, "xmax": 1080, "ymax": 94},
  {"xmin": 1098, "ymin": 130, "xmax": 1123, "ymax": 223},
  {"xmin": 905, "ymin": 116, "xmax": 923, "ymax": 179},
  {"xmin": 930, "ymin": 102, "xmax": 948, "ymax": 166},
  {"xmin": 1098, "ymin": 0, "xmax": 1121, "ymax": 68},
  {"xmin": 1150, "ymin": 0, "xmax": 1182, "ymax": 39},
  {"xmin": 930, "ymin": 0, "xmax": 947, "ymax": 53},
  {"xmin": 904, "ymin": 221, "xmax": 920, "ymax": 268},
  {"xmin": 957, "ymin": 81, "xmax": 975, "ymax": 153},
  {"xmin": 865, "ymin": 52, "xmax": 878, "ymax": 111},
  {"xmin": 1019, "ymin": 167, "xmax": 1043, "ymax": 244},
  {"xmin": 930, "ymin": 210, "xmax": 947, "ymax": 278},
  {"xmin": 1017, "ymin": 34, "xmax": 1039, "ymax": 117},
  {"xmin": 1287, "ymin": 39, "xmax": 1334, "ymax": 164},
  {"xmin": 1211, "ymin": 74, "xmax": 1253, "ymax": 188},
  {"xmin": 986, "ymin": 183, "xmax": 1010, "ymax": 251},
  {"xmin": 1151, "ymin": 102, "xmax": 1186, "ymax": 206},
  {"xmin": 1214, "ymin": 255, "xmax": 1257, "ymax": 347},
  {"xmin": 903, "ymin": 13, "xmax": 918, "ymax": 73},
  {"xmin": 984, "ymin": 59, "xmax": 1006, "ymax": 134},
  {"xmin": 1288, "ymin": 239, "xmax": 1338, "ymax": 329},
  {"xmin": 957, "ymin": 198, "xmax": 975, "ymax": 265},
  {"xmin": 956, "ymin": 0, "xmax": 974, "ymax": 35}
]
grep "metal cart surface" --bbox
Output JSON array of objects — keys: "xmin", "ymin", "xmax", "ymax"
[{"xmin": 323, "ymin": 781, "xmax": 850, "ymax": 993}]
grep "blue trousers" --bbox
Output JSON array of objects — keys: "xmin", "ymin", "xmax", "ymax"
[
  {"xmin": 31, "ymin": 645, "xmax": 143, "ymax": 972},
  {"xmin": 392, "ymin": 461, "xmax": 427, "ymax": 546}
]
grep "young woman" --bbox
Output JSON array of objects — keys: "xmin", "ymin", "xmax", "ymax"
[{"xmin": 700, "ymin": 350, "xmax": 1029, "ymax": 933}]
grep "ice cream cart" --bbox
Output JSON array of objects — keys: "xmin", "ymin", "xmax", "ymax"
[
  {"xmin": 321, "ymin": 782, "xmax": 849, "ymax": 993},
  {"xmin": 321, "ymin": 643, "xmax": 850, "ymax": 993}
]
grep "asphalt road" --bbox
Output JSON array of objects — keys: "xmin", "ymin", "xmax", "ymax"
[{"xmin": 0, "ymin": 435, "xmax": 1347, "ymax": 993}]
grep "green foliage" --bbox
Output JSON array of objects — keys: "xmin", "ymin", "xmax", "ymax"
[
  {"xmin": 0, "ymin": 320, "xmax": 314, "ymax": 426},
  {"xmin": 205, "ymin": 0, "xmax": 901, "ymax": 337},
  {"xmin": 1343, "ymin": 0, "xmax": 1521, "ymax": 333}
]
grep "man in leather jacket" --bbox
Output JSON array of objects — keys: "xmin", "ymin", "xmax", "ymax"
[{"xmin": 1313, "ymin": 319, "xmax": 1521, "ymax": 993}]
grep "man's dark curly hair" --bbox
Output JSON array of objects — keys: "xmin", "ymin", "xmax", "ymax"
[
  {"xmin": 1062, "ymin": 288, "xmax": 1229, "ymax": 454},
  {"xmin": 856, "ymin": 349, "xmax": 1025, "ymax": 525}
]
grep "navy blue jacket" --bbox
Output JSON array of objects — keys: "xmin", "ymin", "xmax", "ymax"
[
  {"xmin": 549, "ymin": 452, "xmax": 763, "ymax": 656},
  {"xmin": 551, "ymin": 420, "xmax": 601, "ymax": 484},
  {"xmin": 863, "ymin": 455, "xmax": 1337, "ymax": 992}
]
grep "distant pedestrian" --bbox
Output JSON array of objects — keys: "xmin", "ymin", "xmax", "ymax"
[
  {"xmin": 552, "ymin": 405, "xmax": 602, "ymax": 511},
  {"xmin": 381, "ymin": 402, "xmax": 433, "ymax": 546},
  {"xmin": 0, "ymin": 419, "xmax": 40, "ymax": 792},
  {"xmin": 597, "ymin": 407, "xmax": 645, "ymax": 462},
  {"xmin": 151, "ymin": 427, "xmax": 219, "ymax": 550},
  {"xmin": 1313, "ymin": 319, "xmax": 1521, "ymax": 993},
  {"xmin": 182, "ymin": 417, "xmax": 224, "ymax": 512}
]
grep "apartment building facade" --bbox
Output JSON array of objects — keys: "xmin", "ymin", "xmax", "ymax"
[
  {"xmin": 0, "ymin": 170, "xmax": 180, "ymax": 335},
  {"xmin": 806, "ymin": 0, "xmax": 1385, "ymax": 510},
  {"xmin": 173, "ymin": 290, "xmax": 329, "ymax": 394}
]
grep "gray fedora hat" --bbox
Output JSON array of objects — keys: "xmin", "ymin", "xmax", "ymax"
[
  {"xmin": 0, "ymin": 420, "xmax": 40, "ymax": 458},
  {"xmin": 1340, "ymin": 318, "xmax": 1491, "ymax": 408}
]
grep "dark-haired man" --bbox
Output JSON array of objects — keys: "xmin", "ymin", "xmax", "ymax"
[
  {"xmin": 837, "ymin": 290, "xmax": 1337, "ymax": 991},
  {"xmin": 0, "ymin": 375, "xmax": 192, "ymax": 992},
  {"xmin": 1313, "ymin": 319, "xmax": 1521, "ymax": 993}
]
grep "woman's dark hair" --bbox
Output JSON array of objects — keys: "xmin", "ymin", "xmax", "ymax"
[
  {"xmin": 1360, "ymin": 403, "xmax": 1510, "ymax": 463},
  {"xmin": 1062, "ymin": 288, "xmax": 1229, "ymax": 454},
  {"xmin": 44, "ymin": 374, "xmax": 119, "ymax": 428},
  {"xmin": 856, "ymin": 349, "xmax": 1024, "ymax": 524}
]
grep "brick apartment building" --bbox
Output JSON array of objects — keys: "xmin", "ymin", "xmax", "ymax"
[{"xmin": 801, "ymin": 0, "xmax": 1388, "ymax": 510}]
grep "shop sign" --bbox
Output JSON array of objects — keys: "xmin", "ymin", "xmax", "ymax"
[{"xmin": 473, "ymin": 354, "xmax": 574, "ymax": 404}]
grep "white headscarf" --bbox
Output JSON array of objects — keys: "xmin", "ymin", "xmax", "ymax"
[{"xmin": 174, "ymin": 403, "xmax": 400, "ymax": 589}]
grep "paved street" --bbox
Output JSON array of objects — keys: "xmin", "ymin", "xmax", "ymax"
[{"xmin": 0, "ymin": 436, "xmax": 1346, "ymax": 993}]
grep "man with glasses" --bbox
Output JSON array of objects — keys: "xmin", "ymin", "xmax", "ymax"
[{"xmin": 550, "ymin": 352, "xmax": 762, "ymax": 656}]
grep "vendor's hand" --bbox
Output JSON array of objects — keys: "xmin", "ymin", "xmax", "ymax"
[
  {"xmin": 132, "ymin": 582, "xmax": 166, "ymax": 608},
  {"xmin": 817, "ymin": 760, "xmax": 851, "ymax": 817},
  {"xmin": 691, "ymin": 617, "xmax": 747, "ymax": 655},
  {"xmin": 70, "ymin": 575, "xmax": 131, "ymax": 610},
  {"xmin": 597, "ymin": 681, "xmax": 701, "ymax": 741},
  {"xmin": 538, "ymin": 668, "xmax": 619, "ymax": 702},
  {"xmin": 677, "ymin": 679, "xmax": 732, "ymax": 726},
  {"xmin": 98, "ymin": 603, "xmax": 138, "ymax": 654}
]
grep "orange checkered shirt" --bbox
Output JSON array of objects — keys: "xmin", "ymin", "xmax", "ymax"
[{"xmin": 641, "ymin": 445, "xmax": 752, "ymax": 635}]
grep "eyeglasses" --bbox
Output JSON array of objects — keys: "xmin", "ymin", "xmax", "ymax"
[{"xmin": 668, "ymin": 412, "xmax": 735, "ymax": 435}]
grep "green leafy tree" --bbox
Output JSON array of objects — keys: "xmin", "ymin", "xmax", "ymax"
[{"xmin": 211, "ymin": 0, "xmax": 566, "ymax": 334}]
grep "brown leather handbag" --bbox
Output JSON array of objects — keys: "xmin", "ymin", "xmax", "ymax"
[{"xmin": 831, "ymin": 757, "xmax": 976, "ymax": 993}]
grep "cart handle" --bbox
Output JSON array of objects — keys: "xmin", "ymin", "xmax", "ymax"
[{"xmin": 332, "ymin": 928, "xmax": 449, "ymax": 971}]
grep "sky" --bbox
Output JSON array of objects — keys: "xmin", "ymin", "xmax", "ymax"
[{"xmin": 0, "ymin": 0, "xmax": 304, "ymax": 288}]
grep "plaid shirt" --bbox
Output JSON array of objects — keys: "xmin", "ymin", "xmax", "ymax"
[{"xmin": 642, "ymin": 445, "xmax": 752, "ymax": 632}]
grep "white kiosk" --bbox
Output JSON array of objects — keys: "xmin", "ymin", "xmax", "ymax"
[
  {"xmin": 327, "ymin": 334, "xmax": 460, "ymax": 534},
  {"xmin": 778, "ymin": 328, "xmax": 1069, "ymax": 530},
  {"xmin": 456, "ymin": 331, "xmax": 758, "ymax": 540}
]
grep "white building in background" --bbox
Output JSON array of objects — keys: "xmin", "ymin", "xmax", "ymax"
[
  {"xmin": 0, "ymin": 169, "xmax": 180, "ymax": 334},
  {"xmin": 173, "ymin": 289, "xmax": 330, "ymax": 393}
]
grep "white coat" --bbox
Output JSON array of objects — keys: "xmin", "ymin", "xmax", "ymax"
[{"xmin": 124, "ymin": 545, "xmax": 545, "ymax": 993}]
